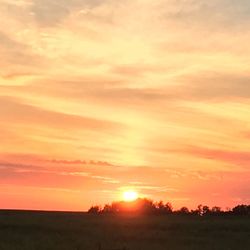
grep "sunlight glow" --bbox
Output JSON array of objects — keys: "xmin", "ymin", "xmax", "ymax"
[{"xmin": 123, "ymin": 190, "xmax": 138, "ymax": 202}]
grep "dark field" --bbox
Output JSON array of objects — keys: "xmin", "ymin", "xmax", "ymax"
[{"xmin": 0, "ymin": 210, "xmax": 250, "ymax": 250}]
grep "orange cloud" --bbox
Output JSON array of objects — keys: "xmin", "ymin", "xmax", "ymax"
[{"xmin": 1, "ymin": 0, "xmax": 250, "ymax": 211}]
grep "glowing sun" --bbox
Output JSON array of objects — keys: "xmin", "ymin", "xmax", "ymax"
[{"xmin": 123, "ymin": 190, "xmax": 138, "ymax": 202}]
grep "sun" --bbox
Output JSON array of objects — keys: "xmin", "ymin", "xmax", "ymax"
[{"xmin": 123, "ymin": 190, "xmax": 138, "ymax": 202}]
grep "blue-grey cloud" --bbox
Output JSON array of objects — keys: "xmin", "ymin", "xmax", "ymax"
[
  {"xmin": 0, "ymin": 31, "xmax": 42, "ymax": 70},
  {"xmin": 163, "ymin": 0, "xmax": 250, "ymax": 29},
  {"xmin": 31, "ymin": 0, "xmax": 105, "ymax": 25}
]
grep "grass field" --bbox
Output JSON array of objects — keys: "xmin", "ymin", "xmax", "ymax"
[{"xmin": 0, "ymin": 210, "xmax": 250, "ymax": 250}]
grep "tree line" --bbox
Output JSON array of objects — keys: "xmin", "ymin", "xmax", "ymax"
[{"xmin": 88, "ymin": 198, "xmax": 250, "ymax": 216}]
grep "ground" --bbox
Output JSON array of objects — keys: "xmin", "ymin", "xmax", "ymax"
[{"xmin": 0, "ymin": 210, "xmax": 250, "ymax": 250}]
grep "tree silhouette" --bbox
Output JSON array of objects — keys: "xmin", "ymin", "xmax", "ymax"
[
  {"xmin": 177, "ymin": 207, "xmax": 189, "ymax": 215},
  {"xmin": 102, "ymin": 204, "xmax": 113, "ymax": 214},
  {"xmin": 88, "ymin": 199, "xmax": 250, "ymax": 216},
  {"xmin": 211, "ymin": 206, "xmax": 222, "ymax": 215},
  {"xmin": 232, "ymin": 205, "xmax": 250, "ymax": 215},
  {"xmin": 156, "ymin": 201, "xmax": 173, "ymax": 214},
  {"xmin": 88, "ymin": 205, "xmax": 101, "ymax": 214},
  {"xmin": 202, "ymin": 205, "xmax": 210, "ymax": 215}
]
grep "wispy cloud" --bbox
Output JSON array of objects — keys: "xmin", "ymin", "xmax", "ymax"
[
  {"xmin": 1, "ymin": 0, "xmax": 250, "ymax": 210},
  {"xmin": 179, "ymin": 146, "xmax": 250, "ymax": 168}
]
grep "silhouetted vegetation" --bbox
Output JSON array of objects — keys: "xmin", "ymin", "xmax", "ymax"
[
  {"xmin": 1, "ymin": 209, "xmax": 250, "ymax": 250},
  {"xmin": 88, "ymin": 198, "xmax": 250, "ymax": 217},
  {"xmin": 232, "ymin": 204, "xmax": 250, "ymax": 215}
]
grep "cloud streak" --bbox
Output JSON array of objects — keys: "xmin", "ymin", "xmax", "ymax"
[{"xmin": 1, "ymin": 0, "xmax": 250, "ymax": 210}]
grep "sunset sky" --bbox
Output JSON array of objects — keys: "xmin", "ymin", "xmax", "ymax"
[{"xmin": 1, "ymin": 0, "xmax": 250, "ymax": 211}]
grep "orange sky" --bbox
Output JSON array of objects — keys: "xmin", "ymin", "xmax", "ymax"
[{"xmin": 1, "ymin": 0, "xmax": 250, "ymax": 211}]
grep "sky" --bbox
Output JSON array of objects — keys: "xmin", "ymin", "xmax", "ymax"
[{"xmin": 0, "ymin": 0, "xmax": 250, "ymax": 211}]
